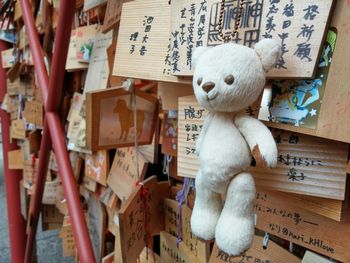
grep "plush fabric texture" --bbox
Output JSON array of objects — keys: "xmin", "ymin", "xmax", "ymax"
[{"xmin": 190, "ymin": 39, "xmax": 280, "ymax": 256}]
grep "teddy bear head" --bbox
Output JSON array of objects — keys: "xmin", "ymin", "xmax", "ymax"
[{"xmin": 192, "ymin": 39, "xmax": 281, "ymax": 113}]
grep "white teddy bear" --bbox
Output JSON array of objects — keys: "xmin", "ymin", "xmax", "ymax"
[{"xmin": 190, "ymin": 39, "xmax": 281, "ymax": 256}]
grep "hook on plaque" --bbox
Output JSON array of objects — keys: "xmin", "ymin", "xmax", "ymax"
[{"xmin": 263, "ymin": 232, "xmax": 270, "ymax": 250}]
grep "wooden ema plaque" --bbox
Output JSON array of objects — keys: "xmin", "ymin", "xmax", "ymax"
[
  {"xmin": 23, "ymin": 100, "xmax": 44, "ymax": 127},
  {"xmin": 107, "ymin": 147, "xmax": 148, "ymax": 202},
  {"xmin": 170, "ymin": 0, "xmax": 334, "ymax": 78},
  {"xmin": 255, "ymin": 189, "xmax": 350, "ymax": 262},
  {"xmin": 8, "ymin": 149, "xmax": 24, "ymax": 170},
  {"xmin": 209, "ymin": 235, "xmax": 299, "ymax": 263},
  {"xmin": 163, "ymin": 198, "xmax": 210, "ymax": 262},
  {"xmin": 113, "ymin": 0, "xmax": 191, "ymax": 84},
  {"xmin": 118, "ymin": 176, "xmax": 170, "ymax": 263},
  {"xmin": 178, "ymin": 96, "xmax": 348, "ymax": 200},
  {"xmin": 85, "ymin": 150, "xmax": 109, "ymax": 186},
  {"xmin": 88, "ymin": 195, "xmax": 106, "ymax": 262},
  {"xmin": 102, "ymin": 0, "xmax": 122, "ymax": 33},
  {"xmin": 160, "ymin": 231, "xmax": 201, "ymax": 263},
  {"xmin": 10, "ymin": 119, "xmax": 26, "ymax": 140}
]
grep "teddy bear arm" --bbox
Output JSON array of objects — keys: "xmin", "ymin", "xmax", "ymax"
[
  {"xmin": 234, "ymin": 115, "xmax": 277, "ymax": 168},
  {"xmin": 195, "ymin": 113, "xmax": 214, "ymax": 156}
]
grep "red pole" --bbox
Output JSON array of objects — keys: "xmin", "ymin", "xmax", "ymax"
[
  {"xmin": 0, "ymin": 40, "xmax": 27, "ymax": 263},
  {"xmin": 19, "ymin": 0, "xmax": 96, "ymax": 261},
  {"xmin": 24, "ymin": 122, "xmax": 51, "ymax": 262}
]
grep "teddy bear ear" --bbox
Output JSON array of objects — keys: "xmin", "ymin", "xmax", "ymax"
[
  {"xmin": 254, "ymin": 38, "xmax": 281, "ymax": 72},
  {"xmin": 192, "ymin": 46, "xmax": 211, "ymax": 68}
]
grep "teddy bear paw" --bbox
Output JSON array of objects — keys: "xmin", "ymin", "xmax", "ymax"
[
  {"xmin": 190, "ymin": 208, "xmax": 220, "ymax": 241},
  {"xmin": 215, "ymin": 214, "xmax": 254, "ymax": 256}
]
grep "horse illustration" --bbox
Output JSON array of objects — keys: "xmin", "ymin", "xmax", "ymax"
[{"xmin": 113, "ymin": 99, "xmax": 145, "ymax": 141}]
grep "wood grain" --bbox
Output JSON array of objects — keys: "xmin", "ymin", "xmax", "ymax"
[{"xmin": 178, "ymin": 95, "xmax": 349, "ymax": 200}]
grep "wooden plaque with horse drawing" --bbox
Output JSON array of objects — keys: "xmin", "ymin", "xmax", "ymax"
[{"xmin": 86, "ymin": 87, "xmax": 158, "ymax": 150}]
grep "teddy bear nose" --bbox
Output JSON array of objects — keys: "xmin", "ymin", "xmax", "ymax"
[{"xmin": 202, "ymin": 82, "xmax": 215, "ymax": 93}]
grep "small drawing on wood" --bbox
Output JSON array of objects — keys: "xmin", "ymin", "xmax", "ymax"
[{"xmin": 86, "ymin": 87, "xmax": 158, "ymax": 150}]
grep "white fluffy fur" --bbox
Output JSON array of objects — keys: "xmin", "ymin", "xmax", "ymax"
[{"xmin": 190, "ymin": 39, "xmax": 280, "ymax": 256}]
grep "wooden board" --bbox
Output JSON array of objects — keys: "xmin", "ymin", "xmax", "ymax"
[
  {"xmin": 83, "ymin": 30, "xmax": 113, "ymax": 94},
  {"xmin": 178, "ymin": 95, "xmax": 349, "ymax": 200},
  {"xmin": 210, "ymin": 235, "xmax": 299, "ymax": 263},
  {"xmin": 65, "ymin": 31, "xmax": 89, "ymax": 71},
  {"xmin": 23, "ymin": 100, "xmax": 43, "ymax": 127},
  {"xmin": 8, "ymin": 149, "xmax": 24, "ymax": 170},
  {"xmin": 170, "ymin": 0, "xmax": 334, "ymax": 78},
  {"xmin": 102, "ymin": 0, "xmax": 122, "ymax": 33},
  {"xmin": 86, "ymin": 87, "xmax": 158, "ymax": 150},
  {"xmin": 85, "ymin": 150, "xmax": 109, "ymax": 186},
  {"xmin": 88, "ymin": 196, "xmax": 106, "ymax": 262},
  {"xmin": 107, "ymin": 147, "xmax": 148, "ymax": 202},
  {"xmin": 257, "ymin": 0, "xmax": 350, "ymax": 144},
  {"xmin": 84, "ymin": 0, "xmax": 107, "ymax": 12},
  {"xmin": 10, "ymin": 119, "xmax": 26, "ymax": 140},
  {"xmin": 160, "ymin": 231, "xmax": 201, "ymax": 263},
  {"xmin": 279, "ymin": 192, "xmax": 348, "ymax": 222},
  {"xmin": 1, "ymin": 48, "xmax": 16, "ymax": 68},
  {"xmin": 254, "ymin": 189, "xmax": 350, "ymax": 262},
  {"xmin": 164, "ymin": 198, "xmax": 210, "ymax": 262},
  {"xmin": 250, "ymin": 129, "xmax": 349, "ymax": 200},
  {"xmin": 158, "ymin": 82, "xmax": 193, "ymax": 111},
  {"xmin": 139, "ymin": 247, "xmax": 162, "ymax": 263},
  {"xmin": 302, "ymin": 250, "xmax": 333, "ymax": 263},
  {"xmin": 118, "ymin": 176, "xmax": 170, "ymax": 263},
  {"xmin": 113, "ymin": 0, "xmax": 191, "ymax": 84}
]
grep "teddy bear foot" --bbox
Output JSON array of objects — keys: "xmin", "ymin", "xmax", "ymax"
[
  {"xmin": 215, "ymin": 215, "xmax": 254, "ymax": 256},
  {"xmin": 191, "ymin": 208, "xmax": 220, "ymax": 241}
]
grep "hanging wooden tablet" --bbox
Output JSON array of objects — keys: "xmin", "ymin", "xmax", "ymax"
[
  {"xmin": 162, "ymin": 114, "xmax": 178, "ymax": 157},
  {"xmin": 254, "ymin": 189, "xmax": 350, "ymax": 262},
  {"xmin": 107, "ymin": 147, "xmax": 148, "ymax": 202},
  {"xmin": 178, "ymin": 95, "xmax": 349, "ymax": 200},
  {"xmin": 83, "ymin": 30, "xmax": 113, "ymax": 94},
  {"xmin": 86, "ymin": 87, "xmax": 158, "ymax": 150},
  {"xmin": 7, "ymin": 79, "xmax": 20, "ymax": 95},
  {"xmin": 84, "ymin": 0, "xmax": 107, "ymax": 12},
  {"xmin": 160, "ymin": 231, "xmax": 201, "ymax": 263},
  {"xmin": 278, "ymin": 191, "xmax": 348, "ymax": 222},
  {"xmin": 41, "ymin": 205, "xmax": 64, "ymax": 231},
  {"xmin": 118, "ymin": 176, "xmax": 170, "ymax": 263},
  {"xmin": 164, "ymin": 198, "xmax": 211, "ymax": 262},
  {"xmin": 210, "ymin": 235, "xmax": 299, "ymax": 263},
  {"xmin": 113, "ymin": 0, "xmax": 191, "ymax": 83},
  {"xmin": 88, "ymin": 196, "xmax": 106, "ymax": 262},
  {"xmin": 170, "ymin": 0, "xmax": 334, "ymax": 78},
  {"xmin": 43, "ymin": 178, "xmax": 60, "ymax": 205},
  {"xmin": 60, "ymin": 216, "xmax": 76, "ymax": 257},
  {"xmin": 10, "ymin": 119, "xmax": 26, "ymax": 140},
  {"xmin": 1, "ymin": 47, "xmax": 16, "ymax": 68},
  {"xmin": 85, "ymin": 150, "xmax": 109, "ymax": 186},
  {"xmin": 107, "ymin": 40, "xmax": 124, "ymax": 87},
  {"xmin": 302, "ymin": 250, "xmax": 334, "ymax": 263},
  {"xmin": 28, "ymin": 130, "xmax": 41, "ymax": 153},
  {"xmin": 102, "ymin": 0, "xmax": 122, "ymax": 33},
  {"xmin": 158, "ymin": 82, "xmax": 193, "ymax": 111},
  {"xmin": 257, "ymin": 0, "xmax": 350, "ymax": 144},
  {"xmin": 75, "ymin": 25, "xmax": 99, "ymax": 63},
  {"xmin": 82, "ymin": 176, "xmax": 98, "ymax": 192},
  {"xmin": 23, "ymin": 100, "xmax": 44, "ymax": 127},
  {"xmin": 66, "ymin": 31, "xmax": 89, "ymax": 71},
  {"xmin": 8, "ymin": 149, "xmax": 24, "ymax": 170},
  {"xmin": 139, "ymin": 247, "xmax": 162, "ymax": 263}
]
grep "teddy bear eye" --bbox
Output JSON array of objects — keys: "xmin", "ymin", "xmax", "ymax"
[
  {"xmin": 224, "ymin": 74, "xmax": 235, "ymax": 85},
  {"xmin": 197, "ymin": 77, "xmax": 203, "ymax": 86}
]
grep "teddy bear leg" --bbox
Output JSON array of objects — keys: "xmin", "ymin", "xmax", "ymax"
[
  {"xmin": 215, "ymin": 172, "xmax": 255, "ymax": 256},
  {"xmin": 191, "ymin": 171, "xmax": 223, "ymax": 241}
]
